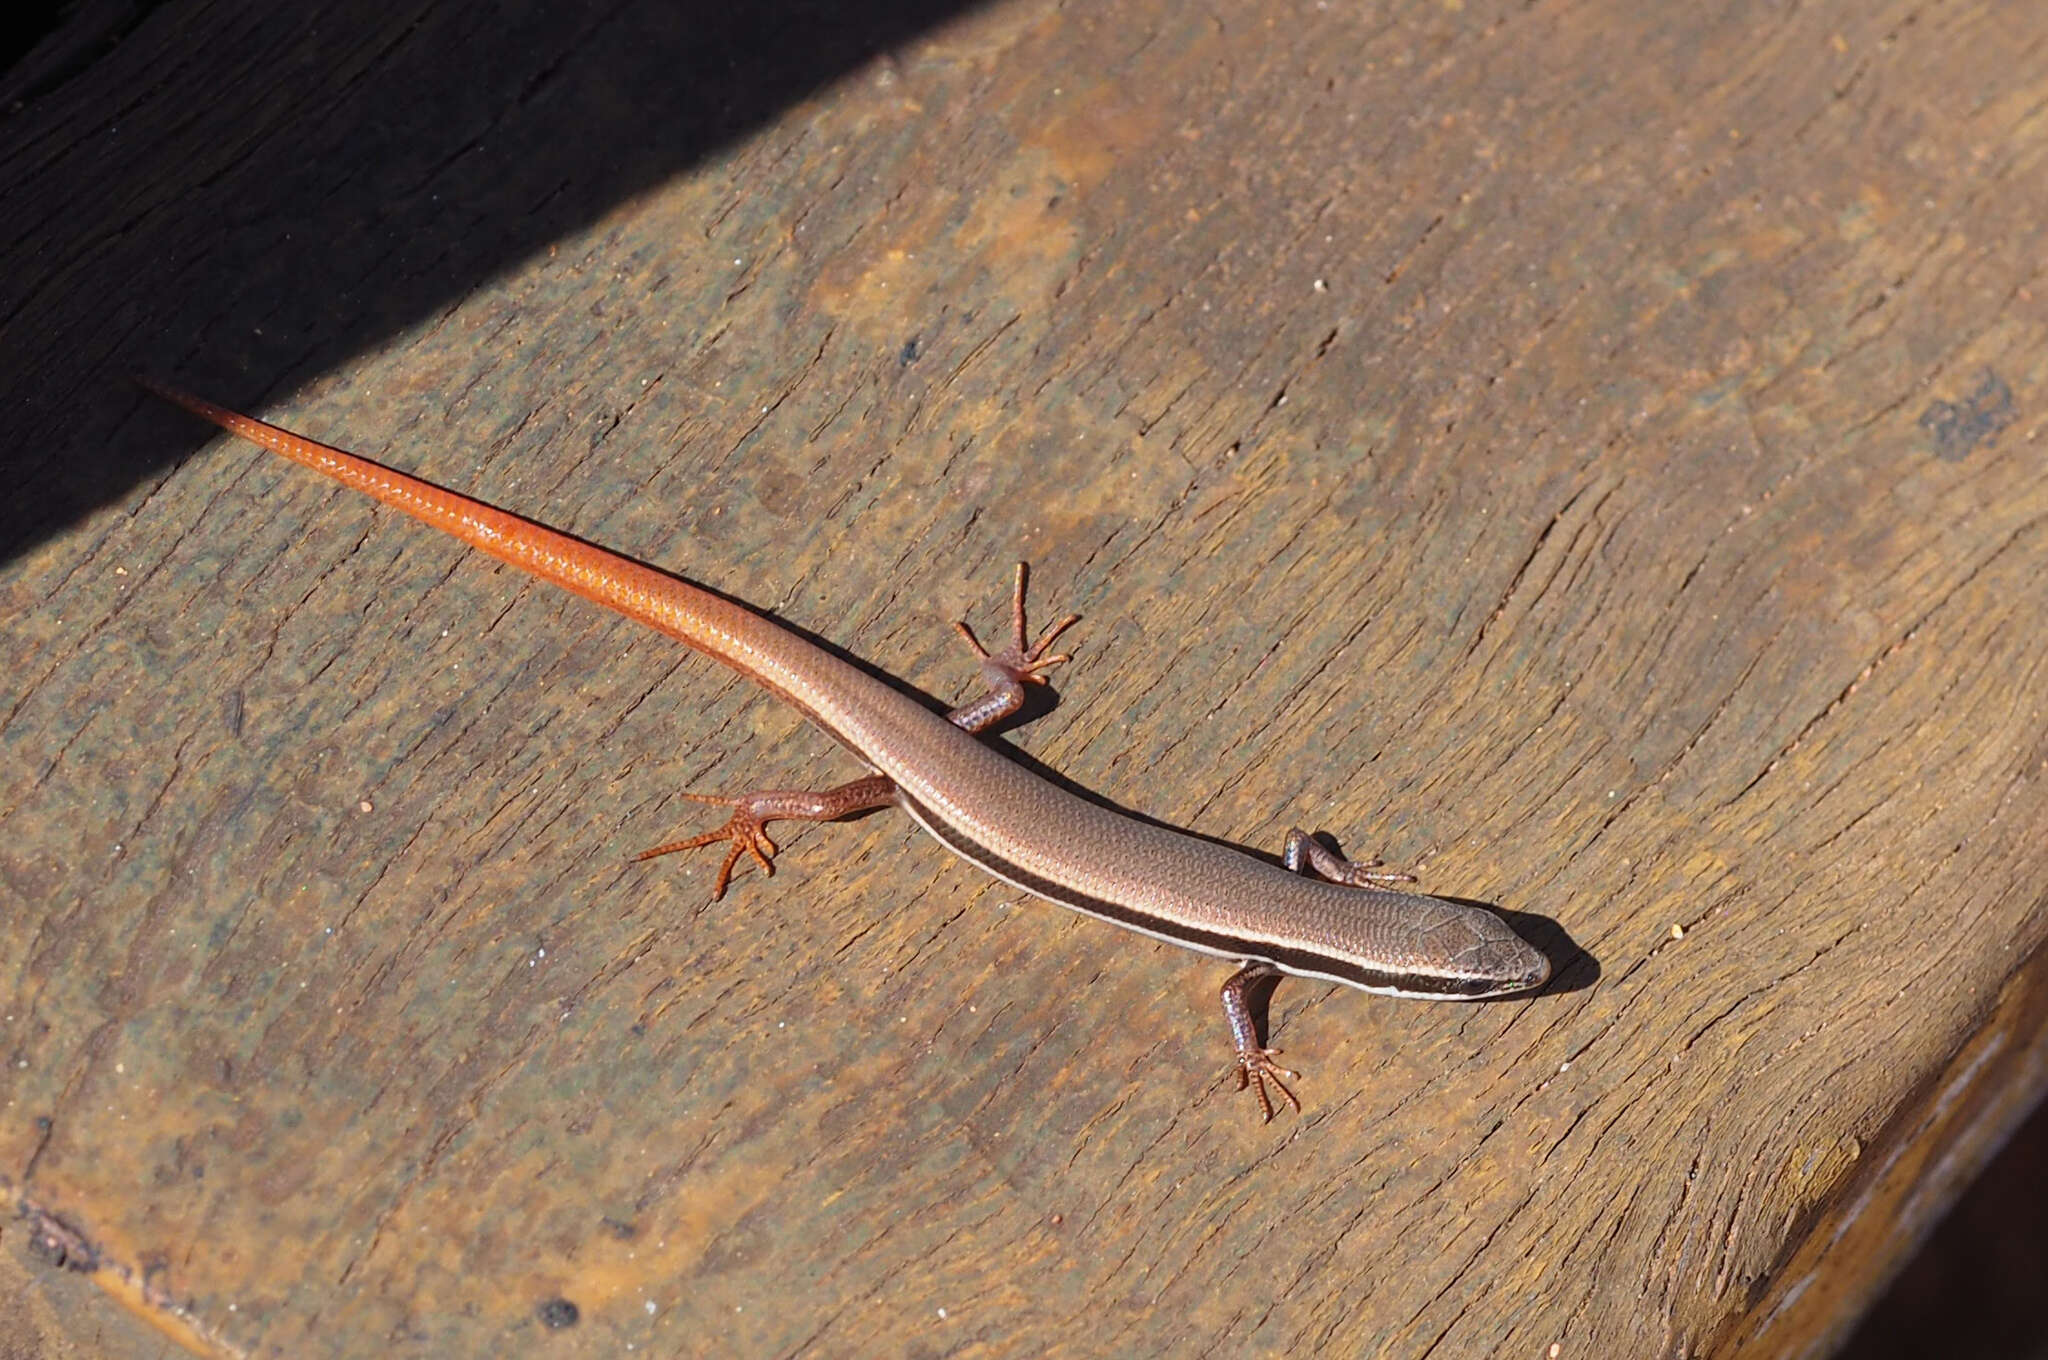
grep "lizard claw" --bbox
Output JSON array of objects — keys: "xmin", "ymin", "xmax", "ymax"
[
  {"xmin": 1234, "ymin": 1047, "xmax": 1303, "ymax": 1123},
  {"xmin": 634, "ymin": 792, "xmax": 778, "ymax": 899},
  {"xmin": 1325, "ymin": 854, "xmax": 1418, "ymax": 888},
  {"xmin": 953, "ymin": 561, "xmax": 1079, "ymax": 687}
]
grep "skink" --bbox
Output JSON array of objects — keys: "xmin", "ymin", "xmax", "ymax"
[{"xmin": 141, "ymin": 380, "xmax": 1551, "ymax": 1120}]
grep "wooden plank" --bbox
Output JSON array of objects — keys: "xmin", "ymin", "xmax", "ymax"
[{"xmin": 5, "ymin": 1, "xmax": 2047, "ymax": 1355}]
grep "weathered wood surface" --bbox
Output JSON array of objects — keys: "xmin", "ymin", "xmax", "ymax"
[{"xmin": 5, "ymin": 1, "xmax": 2047, "ymax": 1356}]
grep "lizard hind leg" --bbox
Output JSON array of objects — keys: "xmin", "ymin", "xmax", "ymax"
[
  {"xmin": 947, "ymin": 561, "xmax": 1081, "ymax": 734},
  {"xmin": 635, "ymin": 775, "xmax": 898, "ymax": 898}
]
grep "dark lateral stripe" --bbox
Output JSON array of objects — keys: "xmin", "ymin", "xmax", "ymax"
[{"xmin": 899, "ymin": 795, "xmax": 1495, "ymax": 997}]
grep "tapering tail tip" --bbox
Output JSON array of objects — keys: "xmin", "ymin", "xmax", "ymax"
[{"xmin": 132, "ymin": 374, "xmax": 203, "ymax": 415}]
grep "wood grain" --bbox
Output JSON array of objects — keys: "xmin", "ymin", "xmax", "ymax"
[{"xmin": 5, "ymin": 1, "xmax": 2047, "ymax": 1356}]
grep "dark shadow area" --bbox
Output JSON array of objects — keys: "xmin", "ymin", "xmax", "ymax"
[
  {"xmin": 0, "ymin": 0, "xmax": 988, "ymax": 561},
  {"xmin": 1838, "ymin": 1091, "xmax": 2048, "ymax": 1360},
  {"xmin": 0, "ymin": 0, "xmax": 165, "ymax": 111}
]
